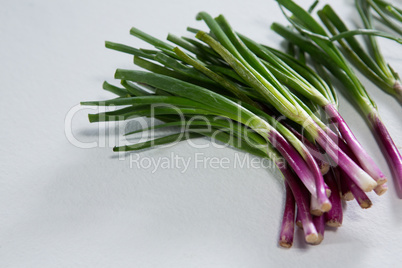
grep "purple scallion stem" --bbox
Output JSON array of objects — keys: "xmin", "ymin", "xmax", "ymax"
[
  {"xmin": 311, "ymin": 121, "xmax": 377, "ymax": 192},
  {"xmin": 279, "ymin": 182, "xmax": 296, "ymax": 248},
  {"xmin": 324, "ymin": 169, "xmax": 343, "ymax": 227},
  {"xmin": 311, "ymin": 215, "xmax": 325, "ymax": 245},
  {"xmin": 285, "ymin": 122, "xmax": 330, "ymax": 175},
  {"xmin": 263, "ymin": 107, "xmax": 330, "ymax": 210},
  {"xmin": 269, "ymin": 130, "xmax": 331, "ymax": 212},
  {"xmin": 340, "ymin": 168, "xmax": 372, "ymax": 209},
  {"xmin": 296, "ymin": 209, "xmax": 303, "ymax": 229},
  {"xmin": 310, "ymin": 194, "xmax": 326, "ymax": 216},
  {"xmin": 368, "ymin": 112, "xmax": 402, "ymax": 197},
  {"xmin": 325, "ymin": 104, "xmax": 387, "ymax": 185},
  {"xmin": 326, "ymin": 128, "xmax": 386, "ymax": 196},
  {"xmin": 268, "ymin": 130, "xmax": 316, "ymax": 197},
  {"xmin": 337, "ymin": 168, "xmax": 355, "ymax": 201},
  {"xmin": 278, "ymin": 163, "xmax": 319, "ymax": 244}
]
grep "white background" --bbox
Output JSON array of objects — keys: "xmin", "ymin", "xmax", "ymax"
[{"xmin": 1, "ymin": 0, "xmax": 402, "ymax": 267}]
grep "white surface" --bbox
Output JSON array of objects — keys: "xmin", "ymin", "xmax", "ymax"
[{"xmin": 1, "ymin": 0, "xmax": 402, "ymax": 267}]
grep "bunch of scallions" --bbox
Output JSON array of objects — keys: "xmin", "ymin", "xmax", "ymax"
[
  {"xmin": 272, "ymin": 0, "xmax": 402, "ymax": 196},
  {"xmin": 82, "ymin": 0, "xmax": 401, "ymax": 248}
]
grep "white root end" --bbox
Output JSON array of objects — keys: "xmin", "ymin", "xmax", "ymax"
[
  {"xmin": 309, "ymin": 234, "xmax": 324, "ymax": 245},
  {"xmin": 343, "ymin": 192, "xmax": 355, "ymax": 201},
  {"xmin": 326, "ymin": 220, "xmax": 342, "ymax": 228},
  {"xmin": 321, "ymin": 202, "xmax": 332, "ymax": 213},
  {"xmin": 279, "ymin": 240, "xmax": 292, "ymax": 248},
  {"xmin": 374, "ymin": 184, "xmax": 388, "ymax": 196},
  {"xmin": 320, "ymin": 163, "xmax": 330, "ymax": 176},
  {"xmin": 326, "ymin": 188, "xmax": 332, "ymax": 198},
  {"xmin": 358, "ymin": 198, "xmax": 373, "ymax": 209},
  {"xmin": 310, "ymin": 209, "xmax": 324, "ymax": 216},
  {"xmin": 305, "ymin": 233, "xmax": 319, "ymax": 244},
  {"xmin": 376, "ymin": 177, "xmax": 388, "ymax": 186}
]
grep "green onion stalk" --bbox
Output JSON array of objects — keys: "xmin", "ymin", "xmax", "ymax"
[
  {"xmin": 273, "ymin": 0, "xmax": 401, "ymax": 195},
  {"xmin": 316, "ymin": 2, "xmax": 402, "ymax": 102}
]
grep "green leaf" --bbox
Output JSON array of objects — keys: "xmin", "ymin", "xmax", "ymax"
[
  {"xmin": 114, "ymin": 69, "xmax": 273, "ymax": 136},
  {"xmin": 102, "ymin": 81, "xmax": 129, "ymax": 97},
  {"xmin": 88, "ymin": 105, "xmax": 218, "ymax": 123},
  {"xmin": 173, "ymin": 47, "xmax": 258, "ymax": 107},
  {"xmin": 195, "ymin": 31, "xmax": 300, "ymax": 122},
  {"xmin": 105, "ymin": 41, "xmax": 155, "ymax": 60},
  {"xmin": 114, "ymin": 132, "xmax": 202, "ymax": 152},
  {"xmin": 130, "ymin": 27, "xmax": 174, "ymax": 51}
]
